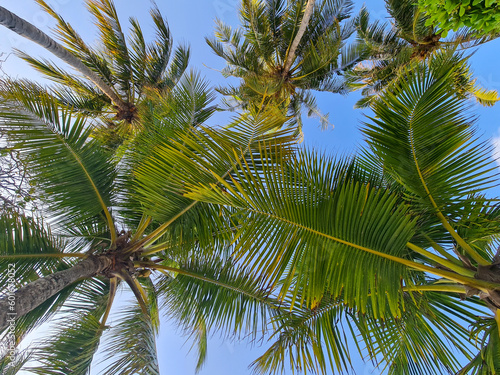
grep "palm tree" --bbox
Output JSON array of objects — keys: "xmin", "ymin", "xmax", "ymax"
[
  {"xmin": 2, "ymin": 4, "xmax": 500, "ymax": 374},
  {"xmin": 348, "ymin": 0, "xmax": 499, "ymax": 108},
  {"xmin": 0, "ymin": 72, "xmax": 297, "ymax": 373},
  {"xmin": 206, "ymin": 0, "xmax": 362, "ymax": 133},
  {"xmin": 3, "ymin": 38, "xmax": 500, "ymax": 374},
  {"xmin": 179, "ymin": 64, "xmax": 500, "ymax": 373},
  {"xmin": 0, "ymin": 2, "xmax": 124, "ymax": 113},
  {"xmin": 0, "ymin": 0, "xmax": 189, "ymax": 139}
]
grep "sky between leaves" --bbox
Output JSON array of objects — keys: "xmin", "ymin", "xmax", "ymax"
[{"xmin": 1, "ymin": 0, "xmax": 500, "ymax": 374}]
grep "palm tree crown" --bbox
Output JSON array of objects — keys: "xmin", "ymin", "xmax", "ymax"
[
  {"xmin": 207, "ymin": 0, "xmax": 362, "ymax": 132},
  {"xmin": 347, "ymin": 0, "xmax": 499, "ymax": 108},
  {"xmin": 0, "ymin": 0, "xmax": 190, "ymax": 146},
  {"xmin": 0, "ymin": 70, "xmax": 300, "ymax": 373}
]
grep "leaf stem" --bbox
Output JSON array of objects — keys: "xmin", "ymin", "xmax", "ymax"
[
  {"xmin": 99, "ymin": 277, "xmax": 117, "ymax": 330},
  {"xmin": 403, "ymin": 284, "xmax": 466, "ymax": 294},
  {"xmin": 250, "ymin": 209, "xmax": 500, "ymax": 291},
  {"xmin": 435, "ymin": 211, "xmax": 489, "ymax": 266},
  {"xmin": 135, "ymin": 261, "xmax": 276, "ymax": 306},
  {"xmin": 407, "ymin": 101, "xmax": 489, "ymax": 266},
  {"xmin": 406, "ymin": 242, "xmax": 474, "ymax": 276},
  {"xmin": 421, "ymin": 233, "xmax": 461, "ymax": 264}
]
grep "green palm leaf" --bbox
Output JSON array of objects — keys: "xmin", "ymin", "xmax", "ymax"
[
  {"xmin": 0, "ymin": 349, "xmax": 33, "ymax": 375},
  {"xmin": 28, "ymin": 278, "xmax": 110, "ymax": 375},
  {"xmin": 34, "ymin": 0, "xmax": 116, "ymax": 88},
  {"xmin": 185, "ymin": 149, "xmax": 417, "ymax": 316},
  {"xmin": 127, "ymin": 103, "xmax": 295, "ymax": 256},
  {"xmin": 0, "ymin": 84, "xmax": 117, "ymax": 239},
  {"xmin": 144, "ymin": 5, "xmax": 173, "ymax": 87},
  {"xmin": 0, "ymin": 211, "xmax": 68, "ymax": 289},
  {"xmin": 157, "ymin": 45, "xmax": 190, "ymax": 91},
  {"xmin": 100, "ymin": 303, "xmax": 160, "ymax": 375},
  {"xmin": 0, "ymin": 211, "xmax": 94, "ymax": 355},
  {"xmin": 460, "ymin": 314, "xmax": 500, "ymax": 374},
  {"xmin": 363, "ymin": 65, "xmax": 498, "ymax": 224},
  {"xmin": 118, "ymin": 72, "xmax": 217, "ymax": 226},
  {"xmin": 155, "ymin": 256, "xmax": 281, "ymax": 370},
  {"xmin": 86, "ymin": 0, "xmax": 133, "ymax": 99},
  {"xmin": 11, "ymin": 54, "xmax": 110, "ymax": 109},
  {"xmin": 253, "ymin": 295, "xmax": 352, "ymax": 375},
  {"xmin": 355, "ymin": 292, "xmax": 483, "ymax": 375}
]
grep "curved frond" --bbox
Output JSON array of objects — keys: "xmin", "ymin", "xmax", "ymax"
[
  {"xmin": 459, "ymin": 313, "xmax": 500, "ymax": 374},
  {"xmin": 157, "ymin": 257, "xmax": 278, "ymax": 340},
  {"xmin": 127, "ymin": 104, "xmax": 295, "ymax": 253},
  {"xmin": 185, "ymin": 149, "xmax": 417, "ymax": 316},
  {"xmin": 0, "ymin": 83, "xmax": 117, "ymax": 238},
  {"xmin": 0, "ymin": 349, "xmax": 33, "ymax": 375},
  {"xmin": 86, "ymin": 0, "xmax": 133, "ymax": 99},
  {"xmin": 0, "ymin": 211, "xmax": 67, "ymax": 289},
  {"xmin": 252, "ymin": 295, "xmax": 352, "ymax": 375},
  {"xmin": 100, "ymin": 303, "xmax": 160, "ymax": 375},
  {"xmin": 363, "ymin": 65, "xmax": 498, "ymax": 217},
  {"xmin": 355, "ymin": 292, "xmax": 483, "ymax": 375},
  {"xmin": 154, "ymin": 256, "xmax": 282, "ymax": 370},
  {"xmin": 28, "ymin": 277, "xmax": 110, "ymax": 375}
]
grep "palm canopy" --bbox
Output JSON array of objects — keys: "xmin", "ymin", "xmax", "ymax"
[
  {"xmin": 0, "ymin": 72, "xmax": 299, "ymax": 373},
  {"xmin": 2, "ymin": 18, "xmax": 500, "ymax": 375},
  {"xmin": 1, "ymin": 0, "xmax": 189, "ymax": 143},
  {"xmin": 207, "ymin": 0, "xmax": 362, "ymax": 133},
  {"xmin": 347, "ymin": 0, "xmax": 499, "ymax": 108},
  {"xmin": 183, "ymin": 64, "xmax": 500, "ymax": 372}
]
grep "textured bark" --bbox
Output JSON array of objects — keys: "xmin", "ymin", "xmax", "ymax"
[
  {"xmin": 0, "ymin": 6, "xmax": 127, "ymax": 111},
  {"xmin": 283, "ymin": 0, "xmax": 316, "ymax": 75},
  {"xmin": 0, "ymin": 256, "xmax": 111, "ymax": 331},
  {"xmin": 476, "ymin": 263, "xmax": 500, "ymax": 311}
]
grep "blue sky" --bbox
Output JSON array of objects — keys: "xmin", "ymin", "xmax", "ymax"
[{"xmin": 1, "ymin": 0, "xmax": 500, "ymax": 374}]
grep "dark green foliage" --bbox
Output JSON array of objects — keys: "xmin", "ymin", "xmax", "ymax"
[{"xmin": 418, "ymin": 0, "xmax": 500, "ymax": 36}]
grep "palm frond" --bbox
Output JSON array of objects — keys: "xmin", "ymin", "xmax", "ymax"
[
  {"xmin": 119, "ymin": 71, "xmax": 218, "ymax": 227},
  {"xmin": 459, "ymin": 313, "xmax": 500, "ymax": 374},
  {"xmin": 355, "ymin": 292, "xmax": 483, "ymax": 375},
  {"xmin": 470, "ymin": 83, "xmax": 500, "ymax": 107},
  {"xmin": 127, "ymin": 104, "xmax": 295, "ymax": 253},
  {"xmin": 0, "ymin": 211, "xmax": 67, "ymax": 290},
  {"xmin": 86, "ymin": 0, "xmax": 133, "ymax": 99},
  {"xmin": 127, "ymin": 17, "xmax": 147, "ymax": 88},
  {"xmin": 0, "ymin": 83, "xmax": 117, "ymax": 239},
  {"xmin": 100, "ymin": 303, "xmax": 160, "ymax": 375},
  {"xmin": 155, "ymin": 256, "xmax": 282, "ymax": 371},
  {"xmin": 28, "ymin": 277, "xmax": 110, "ymax": 375},
  {"xmin": 185, "ymin": 149, "xmax": 417, "ymax": 316},
  {"xmin": 363, "ymin": 64, "xmax": 498, "ymax": 217},
  {"xmin": 157, "ymin": 44, "xmax": 190, "ymax": 91},
  {"xmin": 13, "ymin": 53, "xmax": 108, "ymax": 102},
  {"xmin": 252, "ymin": 295, "xmax": 352, "ymax": 375},
  {"xmin": 144, "ymin": 4, "xmax": 173, "ymax": 87},
  {"xmin": 34, "ymin": 0, "xmax": 116, "ymax": 88},
  {"xmin": 157, "ymin": 257, "xmax": 278, "ymax": 339},
  {"xmin": 0, "ymin": 349, "xmax": 33, "ymax": 374},
  {"xmin": 0, "ymin": 212, "xmax": 99, "ymax": 350}
]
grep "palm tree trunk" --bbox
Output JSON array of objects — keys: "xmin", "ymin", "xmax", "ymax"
[
  {"xmin": 0, "ymin": 6, "xmax": 128, "ymax": 112},
  {"xmin": 0, "ymin": 255, "xmax": 111, "ymax": 331},
  {"xmin": 283, "ymin": 0, "xmax": 316, "ymax": 75}
]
